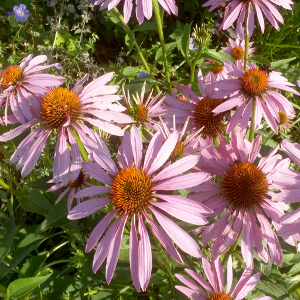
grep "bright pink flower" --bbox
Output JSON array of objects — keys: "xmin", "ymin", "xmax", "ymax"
[
  {"xmin": 123, "ymin": 82, "xmax": 165, "ymax": 131},
  {"xmin": 222, "ymin": 38, "xmax": 255, "ymax": 69},
  {"xmin": 47, "ymin": 169, "xmax": 92, "ymax": 211},
  {"xmin": 0, "ymin": 73, "xmax": 132, "ymax": 183},
  {"xmin": 0, "ymin": 54, "xmax": 64, "ymax": 125},
  {"xmin": 93, "ymin": 0, "xmax": 177, "ymax": 24},
  {"xmin": 211, "ymin": 61, "xmax": 299, "ymax": 134},
  {"xmin": 190, "ymin": 130, "xmax": 296, "ymax": 267},
  {"xmin": 161, "ymin": 69, "xmax": 228, "ymax": 139},
  {"xmin": 203, "ymin": 0, "xmax": 293, "ymax": 40},
  {"xmin": 176, "ymin": 255, "xmax": 271, "ymax": 300},
  {"xmin": 67, "ymin": 126, "xmax": 212, "ymax": 291}
]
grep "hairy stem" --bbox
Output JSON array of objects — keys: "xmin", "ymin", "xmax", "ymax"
[{"xmin": 249, "ymin": 99, "xmax": 256, "ymax": 143}]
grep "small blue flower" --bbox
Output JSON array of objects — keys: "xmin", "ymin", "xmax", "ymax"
[
  {"xmin": 13, "ymin": 4, "xmax": 29, "ymax": 22},
  {"xmin": 189, "ymin": 37, "xmax": 198, "ymax": 51},
  {"xmin": 137, "ymin": 72, "xmax": 149, "ymax": 79},
  {"xmin": 7, "ymin": 11, "xmax": 13, "ymax": 16}
]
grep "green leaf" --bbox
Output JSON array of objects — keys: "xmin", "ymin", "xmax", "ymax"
[
  {"xmin": 288, "ymin": 263, "xmax": 300, "ymax": 276},
  {"xmin": 155, "ymin": 42, "xmax": 176, "ymax": 62},
  {"xmin": 6, "ymin": 272, "xmax": 52, "ymax": 299},
  {"xmin": 1, "ymin": 232, "xmax": 45, "ymax": 278},
  {"xmin": 181, "ymin": 23, "xmax": 192, "ymax": 58},
  {"xmin": 201, "ymin": 49, "xmax": 235, "ymax": 64},
  {"xmin": 38, "ymin": 197, "xmax": 69, "ymax": 232},
  {"xmin": 122, "ymin": 66, "xmax": 141, "ymax": 77},
  {"xmin": 125, "ymin": 32, "xmax": 135, "ymax": 53},
  {"xmin": 133, "ymin": 22, "xmax": 157, "ymax": 32},
  {"xmin": 119, "ymin": 234, "xmax": 129, "ymax": 261},
  {"xmin": 250, "ymin": 55, "xmax": 271, "ymax": 65},
  {"xmin": 0, "ymin": 218, "xmax": 15, "ymax": 261},
  {"xmin": 271, "ymin": 57, "xmax": 296, "ymax": 69},
  {"xmin": 19, "ymin": 253, "xmax": 47, "ymax": 278},
  {"xmin": 54, "ymin": 29, "xmax": 72, "ymax": 46},
  {"xmin": 17, "ymin": 190, "xmax": 52, "ymax": 216}
]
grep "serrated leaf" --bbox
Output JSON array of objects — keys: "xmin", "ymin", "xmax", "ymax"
[
  {"xmin": 6, "ymin": 272, "xmax": 52, "ymax": 299},
  {"xmin": 0, "ymin": 218, "xmax": 15, "ymax": 261},
  {"xmin": 17, "ymin": 190, "xmax": 52, "ymax": 216},
  {"xmin": 250, "ymin": 55, "xmax": 271, "ymax": 65},
  {"xmin": 201, "ymin": 49, "xmax": 235, "ymax": 64},
  {"xmin": 122, "ymin": 66, "xmax": 141, "ymax": 77},
  {"xmin": 271, "ymin": 57, "xmax": 296, "ymax": 69}
]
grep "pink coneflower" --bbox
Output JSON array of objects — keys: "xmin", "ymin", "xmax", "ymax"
[
  {"xmin": 161, "ymin": 69, "xmax": 228, "ymax": 139},
  {"xmin": 211, "ymin": 61, "xmax": 299, "ymax": 134},
  {"xmin": 93, "ymin": 0, "xmax": 177, "ymax": 24},
  {"xmin": 203, "ymin": 0, "xmax": 293, "ymax": 40},
  {"xmin": 277, "ymin": 111, "xmax": 294, "ymax": 133},
  {"xmin": 47, "ymin": 169, "xmax": 92, "ymax": 211},
  {"xmin": 222, "ymin": 38, "xmax": 255, "ymax": 69},
  {"xmin": 0, "ymin": 73, "xmax": 133, "ymax": 184},
  {"xmin": 0, "ymin": 54, "xmax": 64, "ymax": 124},
  {"xmin": 176, "ymin": 255, "xmax": 271, "ymax": 300},
  {"xmin": 190, "ymin": 130, "xmax": 295, "ymax": 267},
  {"xmin": 67, "ymin": 126, "xmax": 212, "ymax": 291},
  {"xmin": 157, "ymin": 115, "xmax": 208, "ymax": 162},
  {"xmin": 203, "ymin": 60, "xmax": 230, "ymax": 81},
  {"xmin": 123, "ymin": 82, "xmax": 164, "ymax": 131}
]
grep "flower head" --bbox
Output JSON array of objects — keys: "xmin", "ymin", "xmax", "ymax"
[
  {"xmin": 203, "ymin": 0, "xmax": 293, "ymax": 40},
  {"xmin": 203, "ymin": 60, "xmax": 231, "ymax": 82},
  {"xmin": 176, "ymin": 255, "xmax": 270, "ymax": 300},
  {"xmin": 47, "ymin": 169, "xmax": 92, "ymax": 211},
  {"xmin": 211, "ymin": 61, "xmax": 299, "ymax": 134},
  {"xmin": 0, "ymin": 72, "xmax": 132, "ymax": 184},
  {"xmin": 161, "ymin": 69, "xmax": 228, "ymax": 139},
  {"xmin": 0, "ymin": 54, "xmax": 64, "ymax": 124},
  {"xmin": 67, "ymin": 126, "xmax": 212, "ymax": 291},
  {"xmin": 277, "ymin": 111, "xmax": 294, "ymax": 133},
  {"xmin": 93, "ymin": 0, "xmax": 178, "ymax": 24},
  {"xmin": 13, "ymin": 4, "xmax": 29, "ymax": 22},
  {"xmin": 123, "ymin": 82, "xmax": 164, "ymax": 130},
  {"xmin": 222, "ymin": 38, "xmax": 255, "ymax": 69},
  {"xmin": 191, "ymin": 130, "xmax": 296, "ymax": 267},
  {"xmin": 136, "ymin": 72, "xmax": 149, "ymax": 79}
]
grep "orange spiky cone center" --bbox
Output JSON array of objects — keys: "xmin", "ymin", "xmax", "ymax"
[
  {"xmin": 194, "ymin": 96, "xmax": 226, "ymax": 137},
  {"xmin": 222, "ymin": 161, "xmax": 268, "ymax": 208},
  {"xmin": 231, "ymin": 46, "xmax": 244, "ymax": 60},
  {"xmin": 209, "ymin": 292, "xmax": 233, "ymax": 300},
  {"xmin": 0, "ymin": 66, "xmax": 23, "ymax": 88},
  {"xmin": 241, "ymin": 69, "xmax": 268, "ymax": 96},
  {"xmin": 110, "ymin": 166, "xmax": 153, "ymax": 216},
  {"xmin": 40, "ymin": 88, "xmax": 82, "ymax": 128},
  {"xmin": 68, "ymin": 170, "xmax": 85, "ymax": 188},
  {"xmin": 210, "ymin": 61, "xmax": 224, "ymax": 74}
]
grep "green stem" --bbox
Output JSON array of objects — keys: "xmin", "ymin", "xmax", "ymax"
[
  {"xmin": 190, "ymin": 47, "xmax": 203, "ymax": 84},
  {"xmin": 222, "ymin": 231, "xmax": 241, "ymax": 268},
  {"xmin": 72, "ymin": 129, "xmax": 89, "ymax": 162},
  {"xmin": 244, "ymin": 6, "xmax": 249, "ymax": 71},
  {"xmin": 152, "ymin": 0, "xmax": 172, "ymax": 94},
  {"xmin": 112, "ymin": 8, "xmax": 160, "ymax": 94},
  {"xmin": 248, "ymin": 99, "xmax": 256, "ymax": 143},
  {"xmin": 0, "ymin": 178, "xmax": 13, "ymax": 193}
]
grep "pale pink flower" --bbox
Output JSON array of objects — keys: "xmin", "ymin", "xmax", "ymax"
[
  {"xmin": 0, "ymin": 54, "xmax": 64, "ymax": 125},
  {"xmin": 176, "ymin": 255, "xmax": 271, "ymax": 300},
  {"xmin": 67, "ymin": 126, "xmax": 212, "ymax": 291},
  {"xmin": 222, "ymin": 38, "xmax": 255, "ymax": 69},
  {"xmin": 211, "ymin": 61, "xmax": 299, "ymax": 134},
  {"xmin": 203, "ymin": 60, "xmax": 230, "ymax": 81},
  {"xmin": 203, "ymin": 0, "xmax": 293, "ymax": 40},
  {"xmin": 0, "ymin": 73, "xmax": 132, "ymax": 184},
  {"xmin": 161, "ymin": 69, "xmax": 228, "ymax": 139},
  {"xmin": 190, "ymin": 130, "xmax": 296, "ymax": 267},
  {"xmin": 93, "ymin": 0, "xmax": 177, "ymax": 24},
  {"xmin": 123, "ymin": 82, "xmax": 165, "ymax": 131},
  {"xmin": 47, "ymin": 169, "xmax": 92, "ymax": 211}
]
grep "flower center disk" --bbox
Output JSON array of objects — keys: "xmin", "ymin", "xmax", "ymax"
[
  {"xmin": 128, "ymin": 104, "xmax": 148, "ymax": 124},
  {"xmin": 194, "ymin": 96, "xmax": 226, "ymax": 137},
  {"xmin": 231, "ymin": 46, "xmax": 244, "ymax": 60},
  {"xmin": 210, "ymin": 61, "xmax": 224, "ymax": 74},
  {"xmin": 68, "ymin": 170, "xmax": 85, "ymax": 188},
  {"xmin": 222, "ymin": 161, "xmax": 268, "ymax": 208},
  {"xmin": 170, "ymin": 140, "xmax": 185, "ymax": 162},
  {"xmin": 209, "ymin": 292, "xmax": 233, "ymax": 300},
  {"xmin": 40, "ymin": 88, "xmax": 82, "ymax": 129},
  {"xmin": 241, "ymin": 69, "xmax": 268, "ymax": 96},
  {"xmin": 278, "ymin": 111, "xmax": 288, "ymax": 125},
  {"xmin": 110, "ymin": 166, "xmax": 153, "ymax": 216},
  {"xmin": 0, "ymin": 66, "xmax": 23, "ymax": 89}
]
